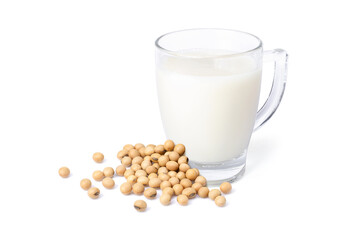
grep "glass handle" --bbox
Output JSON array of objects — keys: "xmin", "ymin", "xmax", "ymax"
[{"xmin": 254, "ymin": 49, "xmax": 288, "ymax": 131}]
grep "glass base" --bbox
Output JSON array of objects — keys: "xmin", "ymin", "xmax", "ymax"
[{"xmin": 188, "ymin": 153, "xmax": 246, "ymax": 185}]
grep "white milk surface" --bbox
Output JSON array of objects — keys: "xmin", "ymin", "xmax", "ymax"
[{"xmin": 157, "ymin": 50, "xmax": 262, "ymax": 163}]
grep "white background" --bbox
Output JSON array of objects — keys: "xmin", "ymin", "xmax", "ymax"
[{"xmin": 0, "ymin": 0, "xmax": 359, "ymax": 239}]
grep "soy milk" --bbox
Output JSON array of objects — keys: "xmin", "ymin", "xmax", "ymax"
[{"xmin": 157, "ymin": 50, "xmax": 261, "ymax": 163}]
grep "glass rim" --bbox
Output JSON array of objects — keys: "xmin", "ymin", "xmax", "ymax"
[{"xmin": 155, "ymin": 28, "xmax": 263, "ymax": 58}]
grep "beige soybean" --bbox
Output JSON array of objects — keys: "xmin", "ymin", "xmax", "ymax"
[
  {"xmin": 141, "ymin": 159, "xmax": 151, "ymax": 170},
  {"xmin": 152, "ymin": 163, "xmax": 160, "ymax": 169},
  {"xmin": 176, "ymin": 171, "xmax": 186, "ymax": 180},
  {"xmin": 147, "ymin": 173, "xmax": 158, "ymax": 179},
  {"xmin": 169, "ymin": 177, "xmax": 180, "ymax": 186},
  {"xmin": 173, "ymin": 184, "xmax": 184, "ymax": 196},
  {"xmin": 182, "ymin": 187, "xmax": 196, "ymax": 199},
  {"xmin": 146, "ymin": 166, "xmax": 157, "ymax": 174},
  {"xmin": 139, "ymin": 147, "xmax": 146, "ymax": 157},
  {"xmin": 193, "ymin": 168, "xmax": 200, "ymax": 176},
  {"xmin": 134, "ymin": 143, "xmax": 145, "ymax": 150},
  {"xmin": 155, "ymin": 145, "xmax": 165, "ymax": 154},
  {"xmin": 220, "ymin": 182, "xmax": 232, "ymax": 194},
  {"xmin": 158, "ymin": 167, "xmax": 168, "ymax": 175},
  {"xmin": 209, "ymin": 189, "xmax": 221, "ymax": 200},
  {"xmin": 150, "ymin": 153, "xmax": 161, "ymax": 162},
  {"xmin": 80, "ymin": 178, "xmax": 91, "ymax": 190},
  {"xmin": 134, "ymin": 200, "xmax": 147, "ymax": 212},
  {"xmin": 102, "ymin": 177, "xmax": 115, "ymax": 189},
  {"xmin": 127, "ymin": 175, "xmax": 138, "ymax": 184},
  {"xmin": 144, "ymin": 146, "xmax": 155, "ymax": 156},
  {"xmin": 168, "ymin": 171, "xmax": 177, "ymax": 178},
  {"xmin": 116, "ymin": 165, "xmax": 126, "ymax": 176},
  {"xmin": 215, "ymin": 195, "xmax": 226, "ymax": 207},
  {"xmin": 179, "ymin": 163, "xmax": 190, "ymax": 172},
  {"xmin": 164, "ymin": 140, "xmax": 175, "ymax": 151},
  {"xmin": 192, "ymin": 182, "xmax": 203, "ymax": 192},
  {"xmin": 149, "ymin": 178, "xmax": 161, "ymax": 188},
  {"xmin": 160, "ymin": 181, "xmax": 172, "ymax": 190},
  {"xmin": 147, "ymin": 144, "xmax": 156, "ymax": 148},
  {"xmin": 135, "ymin": 170, "xmax": 147, "ymax": 177},
  {"xmin": 195, "ymin": 176, "xmax": 207, "ymax": 186},
  {"xmin": 121, "ymin": 156, "xmax": 132, "ymax": 167},
  {"xmin": 158, "ymin": 173, "xmax": 170, "ymax": 182},
  {"xmin": 103, "ymin": 167, "xmax": 114, "ymax": 177},
  {"xmin": 163, "ymin": 187, "xmax": 174, "ymax": 196},
  {"xmin": 178, "ymin": 156, "xmax": 188, "ymax": 165},
  {"xmin": 132, "ymin": 183, "xmax": 145, "ymax": 195},
  {"xmin": 92, "ymin": 170, "xmax": 104, "ymax": 181},
  {"xmin": 128, "ymin": 149, "xmax": 140, "ymax": 159},
  {"xmin": 177, "ymin": 194, "xmax": 189, "ymax": 206},
  {"xmin": 117, "ymin": 149, "xmax": 128, "ymax": 159},
  {"xmin": 180, "ymin": 178, "xmax": 192, "ymax": 188},
  {"xmin": 92, "ymin": 152, "xmax": 104, "ymax": 163},
  {"xmin": 131, "ymin": 164, "xmax": 141, "ymax": 172},
  {"xmin": 144, "ymin": 188, "xmax": 157, "ymax": 199},
  {"xmin": 198, "ymin": 187, "xmax": 209, "ymax": 198},
  {"xmin": 160, "ymin": 194, "xmax": 172, "ymax": 205},
  {"xmin": 132, "ymin": 156, "xmax": 143, "ymax": 165},
  {"xmin": 137, "ymin": 176, "xmax": 149, "ymax": 186},
  {"xmin": 158, "ymin": 155, "xmax": 169, "ymax": 167},
  {"xmin": 88, "ymin": 187, "xmax": 100, "ymax": 199},
  {"xmin": 166, "ymin": 161, "xmax": 179, "ymax": 171},
  {"xmin": 174, "ymin": 144, "xmax": 186, "ymax": 156},
  {"xmin": 124, "ymin": 169, "xmax": 135, "ymax": 179},
  {"xmin": 169, "ymin": 151, "xmax": 180, "ymax": 162},
  {"xmin": 120, "ymin": 182, "xmax": 132, "ymax": 195},
  {"xmin": 123, "ymin": 144, "xmax": 134, "ymax": 151},
  {"xmin": 59, "ymin": 167, "xmax": 70, "ymax": 178},
  {"xmin": 185, "ymin": 169, "xmax": 198, "ymax": 181},
  {"xmin": 144, "ymin": 156, "xmax": 152, "ymax": 161}
]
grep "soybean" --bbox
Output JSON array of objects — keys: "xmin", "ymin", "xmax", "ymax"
[
  {"xmin": 92, "ymin": 170, "xmax": 104, "ymax": 181},
  {"xmin": 177, "ymin": 194, "xmax": 188, "ymax": 206},
  {"xmin": 88, "ymin": 187, "xmax": 100, "ymax": 199},
  {"xmin": 102, "ymin": 177, "xmax": 115, "ymax": 189},
  {"xmin": 144, "ymin": 188, "xmax": 157, "ymax": 199},
  {"xmin": 198, "ymin": 187, "xmax": 209, "ymax": 198},
  {"xmin": 160, "ymin": 194, "xmax": 172, "ymax": 205},
  {"xmin": 134, "ymin": 200, "xmax": 147, "ymax": 212},
  {"xmin": 121, "ymin": 156, "xmax": 132, "ymax": 167},
  {"xmin": 80, "ymin": 178, "xmax": 91, "ymax": 190},
  {"xmin": 164, "ymin": 140, "xmax": 175, "ymax": 151},
  {"xmin": 59, "ymin": 167, "xmax": 70, "ymax": 178},
  {"xmin": 132, "ymin": 183, "xmax": 145, "ymax": 195},
  {"xmin": 220, "ymin": 182, "xmax": 232, "ymax": 194},
  {"xmin": 166, "ymin": 161, "xmax": 179, "ymax": 171},
  {"xmin": 103, "ymin": 167, "xmax": 114, "ymax": 177},
  {"xmin": 185, "ymin": 169, "xmax": 198, "ymax": 181},
  {"xmin": 92, "ymin": 152, "xmax": 104, "ymax": 163},
  {"xmin": 209, "ymin": 189, "xmax": 221, "ymax": 200},
  {"xmin": 149, "ymin": 178, "xmax": 161, "ymax": 188},
  {"xmin": 215, "ymin": 196, "xmax": 226, "ymax": 207},
  {"xmin": 116, "ymin": 165, "xmax": 126, "ymax": 176},
  {"xmin": 173, "ymin": 184, "xmax": 184, "ymax": 196},
  {"xmin": 182, "ymin": 187, "xmax": 196, "ymax": 199},
  {"xmin": 174, "ymin": 144, "xmax": 185, "ymax": 155},
  {"xmin": 195, "ymin": 176, "xmax": 207, "ymax": 186},
  {"xmin": 120, "ymin": 182, "xmax": 132, "ymax": 195},
  {"xmin": 163, "ymin": 187, "xmax": 174, "ymax": 196}
]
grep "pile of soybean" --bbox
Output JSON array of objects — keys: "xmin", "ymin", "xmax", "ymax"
[{"xmin": 59, "ymin": 140, "xmax": 232, "ymax": 212}]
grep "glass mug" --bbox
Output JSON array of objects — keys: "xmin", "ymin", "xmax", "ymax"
[{"xmin": 155, "ymin": 29, "xmax": 288, "ymax": 183}]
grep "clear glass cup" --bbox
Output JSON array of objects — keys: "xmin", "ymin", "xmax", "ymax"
[{"xmin": 155, "ymin": 29, "xmax": 288, "ymax": 183}]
